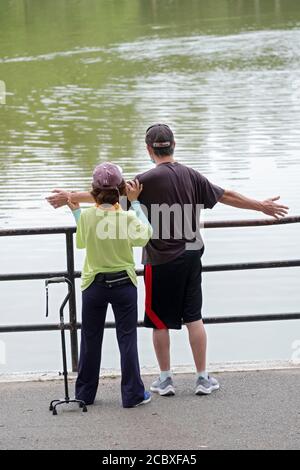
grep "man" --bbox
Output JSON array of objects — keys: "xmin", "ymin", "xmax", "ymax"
[{"xmin": 47, "ymin": 124, "xmax": 289, "ymax": 397}]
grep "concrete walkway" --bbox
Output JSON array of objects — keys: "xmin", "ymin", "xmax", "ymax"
[{"xmin": 0, "ymin": 369, "xmax": 300, "ymax": 450}]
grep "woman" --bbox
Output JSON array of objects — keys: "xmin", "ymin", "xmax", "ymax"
[{"xmin": 68, "ymin": 162, "xmax": 152, "ymax": 408}]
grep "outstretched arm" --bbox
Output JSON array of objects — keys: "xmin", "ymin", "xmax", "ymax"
[
  {"xmin": 46, "ymin": 189, "xmax": 94, "ymax": 209},
  {"xmin": 219, "ymin": 190, "xmax": 289, "ymax": 219}
]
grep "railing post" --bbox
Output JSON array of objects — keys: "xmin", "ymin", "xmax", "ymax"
[{"xmin": 65, "ymin": 230, "xmax": 79, "ymax": 372}]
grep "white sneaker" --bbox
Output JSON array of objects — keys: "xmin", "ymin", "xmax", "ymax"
[
  {"xmin": 195, "ymin": 376, "xmax": 220, "ymax": 395},
  {"xmin": 150, "ymin": 376, "xmax": 175, "ymax": 396}
]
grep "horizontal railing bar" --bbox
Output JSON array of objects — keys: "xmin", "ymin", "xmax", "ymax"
[
  {"xmin": 0, "ymin": 324, "xmax": 70, "ymax": 333},
  {"xmin": 0, "ymin": 272, "xmax": 69, "ymax": 282},
  {"xmin": 202, "ymin": 260, "xmax": 300, "ymax": 272},
  {"xmin": 203, "ymin": 313, "xmax": 300, "ymax": 324},
  {"xmin": 0, "ymin": 215, "xmax": 300, "ymax": 237},
  {"xmin": 1, "ymin": 312, "xmax": 300, "ymax": 333},
  {"xmin": 203, "ymin": 215, "xmax": 300, "ymax": 228},
  {"xmin": 0, "ymin": 226, "xmax": 75, "ymax": 237},
  {"xmin": 99, "ymin": 313, "xmax": 300, "ymax": 326},
  {"xmin": 137, "ymin": 260, "xmax": 300, "ymax": 276},
  {"xmin": 2, "ymin": 260, "xmax": 300, "ymax": 282}
]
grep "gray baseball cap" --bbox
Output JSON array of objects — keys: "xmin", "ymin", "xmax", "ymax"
[{"xmin": 145, "ymin": 123, "xmax": 175, "ymax": 148}]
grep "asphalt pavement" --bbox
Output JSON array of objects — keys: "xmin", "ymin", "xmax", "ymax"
[{"xmin": 0, "ymin": 369, "xmax": 300, "ymax": 450}]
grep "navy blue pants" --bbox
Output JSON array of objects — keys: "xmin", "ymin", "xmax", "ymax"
[{"xmin": 75, "ymin": 280, "xmax": 145, "ymax": 408}]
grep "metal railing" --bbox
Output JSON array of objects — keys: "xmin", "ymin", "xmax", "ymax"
[{"xmin": 1, "ymin": 215, "xmax": 300, "ymax": 372}]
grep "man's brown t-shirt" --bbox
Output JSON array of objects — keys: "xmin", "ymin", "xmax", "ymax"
[{"xmin": 136, "ymin": 162, "xmax": 224, "ymax": 266}]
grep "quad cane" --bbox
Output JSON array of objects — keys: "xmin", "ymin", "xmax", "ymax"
[{"xmin": 45, "ymin": 277, "xmax": 87, "ymax": 415}]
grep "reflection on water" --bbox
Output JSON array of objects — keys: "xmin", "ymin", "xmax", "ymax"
[
  {"xmin": 0, "ymin": 0, "xmax": 300, "ymax": 226},
  {"xmin": 0, "ymin": 0, "xmax": 300, "ymax": 373}
]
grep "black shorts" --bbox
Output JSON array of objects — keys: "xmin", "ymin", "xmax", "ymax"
[{"xmin": 144, "ymin": 249, "xmax": 204, "ymax": 330}]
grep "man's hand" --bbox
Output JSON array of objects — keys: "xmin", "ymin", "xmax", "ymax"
[
  {"xmin": 46, "ymin": 190, "xmax": 94, "ymax": 208},
  {"xmin": 126, "ymin": 180, "xmax": 143, "ymax": 202},
  {"xmin": 219, "ymin": 190, "xmax": 289, "ymax": 219},
  {"xmin": 46, "ymin": 189, "xmax": 70, "ymax": 209},
  {"xmin": 261, "ymin": 196, "xmax": 289, "ymax": 219}
]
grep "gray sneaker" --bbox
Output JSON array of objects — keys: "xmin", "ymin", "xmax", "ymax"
[
  {"xmin": 195, "ymin": 376, "xmax": 220, "ymax": 395},
  {"xmin": 150, "ymin": 376, "xmax": 175, "ymax": 396}
]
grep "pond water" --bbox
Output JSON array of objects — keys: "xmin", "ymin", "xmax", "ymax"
[{"xmin": 0, "ymin": 0, "xmax": 300, "ymax": 374}]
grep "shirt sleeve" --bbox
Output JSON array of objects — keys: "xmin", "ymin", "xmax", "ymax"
[
  {"xmin": 72, "ymin": 208, "xmax": 81, "ymax": 225},
  {"xmin": 198, "ymin": 173, "xmax": 225, "ymax": 209},
  {"xmin": 127, "ymin": 206, "xmax": 153, "ymax": 248},
  {"xmin": 130, "ymin": 200, "xmax": 152, "ymax": 227},
  {"xmin": 76, "ymin": 211, "xmax": 86, "ymax": 249}
]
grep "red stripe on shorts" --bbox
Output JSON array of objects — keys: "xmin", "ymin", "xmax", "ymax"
[{"xmin": 145, "ymin": 264, "xmax": 167, "ymax": 329}]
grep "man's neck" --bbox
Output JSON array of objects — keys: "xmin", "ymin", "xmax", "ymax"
[{"xmin": 155, "ymin": 156, "xmax": 176, "ymax": 166}]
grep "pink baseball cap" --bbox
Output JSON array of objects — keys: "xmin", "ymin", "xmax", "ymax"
[{"xmin": 92, "ymin": 162, "xmax": 123, "ymax": 190}]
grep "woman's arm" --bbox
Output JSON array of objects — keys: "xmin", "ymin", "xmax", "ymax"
[
  {"xmin": 127, "ymin": 180, "xmax": 153, "ymax": 246},
  {"xmin": 67, "ymin": 201, "xmax": 81, "ymax": 225},
  {"xmin": 67, "ymin": 201, "xmax": 86, "ymax": 249},
  {"xmin": 72, "ymin": 208, "xmax": 81, "ymax": 225},
  {"xmin": 130, "ymin": 200, "xmax": 151, "ymax": 228}
]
